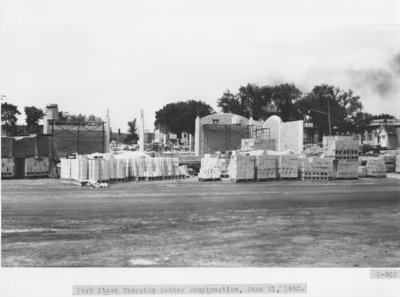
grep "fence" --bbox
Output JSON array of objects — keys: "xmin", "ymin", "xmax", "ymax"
[{"xmin": 50, "ymin": 120, "xmax": 106, "ymax": 157}]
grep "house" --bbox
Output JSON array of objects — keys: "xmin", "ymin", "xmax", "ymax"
[{"xmin": 377, "ymin": 125, "xmax": 399, "ymax": 149}]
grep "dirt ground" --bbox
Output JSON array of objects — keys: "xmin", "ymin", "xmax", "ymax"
[{"xmin": 1, "ymin": 177, "xmax": 400, "ymax": 267}]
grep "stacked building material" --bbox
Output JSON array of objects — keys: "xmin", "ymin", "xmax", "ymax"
[
  {"xmin": 396, "ymin": 155, "xmax": 400, "ymax": 173},
  {"xmin": 241, "ymin": 138, "xmax": 276, "ymax": 151},
  {"xmin": 24, "ymin": 157, "xmax": 50, "ymax": 177},
  {"xmin": 217, "ymin": 158, "xmax": 229, "ymax": 176},
  {"xmin": 60, "ymin": 158, "xmax": 88, "ymax": 181},
  {"xmin": 198, "ymin": 154, "xmax": 222, "ymax": 180},
  {"xmin": 303, "ymin": 157, "xmax": 335, "ymax": 181},
  {"xmin": 324, "ymin": 138, "xmax": 359, "ymax": 161},
  {"xmin": 380, "ymin": 155, "xmax": 396, "ymax": 172},
  {"xmin": 88, "ymin": 159, "xmax": 100, "ymax": 181},
  {"xmin": 365, "ymin": 158, "xmax": 387, "ymax": 177},
  {"xmin": 227, "ymin": 154, "xmax": 255, "ymax": 182},
  {"xmin": 277, "ymin": 154, "xmax": 298, "ymax": 179},
  {"xmin": 254, "ymin": 154, "xmax": 278, "ymax": 180},
  {"xmin": 358, "ymin": 165, "xmax": 368, "ymax": 178},
  {"xmin": 61, "ymin": 153, "xmax": 188, "ymax": 183},
  {"xmin": 323, "ymin": 137, "xmax": 359, "ymax": 179},
  {"xmin": 1, "ymin": 158, "xmax": 15, "ymax": 178},
  {"xmin": 335, "ymin": 160, "xmax": 358, "ymax": 179}
]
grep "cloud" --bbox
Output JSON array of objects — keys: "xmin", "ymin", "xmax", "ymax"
[{"xmin": 347, "ymin": 52, "xmax": 400, "ymax": 98}]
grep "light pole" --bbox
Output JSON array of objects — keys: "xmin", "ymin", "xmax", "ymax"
[{"xmin": 308, "ymin": 103, "xmax": 332, "ymax": 136}]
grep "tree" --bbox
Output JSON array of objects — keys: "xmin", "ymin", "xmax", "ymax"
[
  {"xmin": 1, "ymin": 102, "xmax": 21, "ymax": 135},
  {"xmin": 56, "ymin": 111, "xmax": 103, "ymax": 125},
  {"xmin": 217, "ymin": 84, "xmax": 274, "ymax": 120},
  {"xmin": 271, "ymin": 83, "xmax": 302, "ymax": 121},
  {"xmin": 155, "ymin": 100, "xmax": 213, "ymax": 140},
  {"xmin": 127, "ymin": 119, "xmax": 139, "ymax": 143},
  {"xmin": 24, "ymin": 106, "xmax": 45, "ymax": 133},
  {"xmin": 298, "ymin": 84, "xmax": 363, "ymax": 140}
]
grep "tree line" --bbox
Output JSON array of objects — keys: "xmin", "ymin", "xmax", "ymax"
[
  {"xmin": 154, "ymin": 83, "xmax": 396, "ymax": 141},
  {"xmin": 1, "ymin": 100, "xmax": 103, "ymax": 136}
]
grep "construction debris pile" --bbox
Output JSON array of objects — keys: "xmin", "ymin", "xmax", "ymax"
[{"xmin": 61, "ymin": 152, "xmax": 188, "ymax": 184}]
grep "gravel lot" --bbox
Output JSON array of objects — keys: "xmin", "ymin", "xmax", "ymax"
[{"xmin": 2, "ymin": 176, "xmax": 400, "ymax": 267}]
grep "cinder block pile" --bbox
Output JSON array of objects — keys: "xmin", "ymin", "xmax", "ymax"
[
  {"xmin": 365, "ymin": 158, "xmax": 387, "ymax": 177},
  {"xmin": 1, "ymin": 158, "xmax": 15, "ymax": 178},
  {"xmin": 335, "ymin": 160, "xmax": 358, "ymax": 179},
  {"xmin": 61, "ymin": 153, "xmax": 188, "ymax": 183},
  {"xmin": 227, "ymin": 154, "xmax": 255, "ymax": 181},
  {"xmin": 24, "ymin": 157, "xmax": 50, "ymax": 177},
  {"xmin": 302, "ymin": 157, "xmax": 335, "ymax": 181},
  {"xmin": 277, "ymin": 155, "xmax": 298, "ymax": 179},
  {"xmin": 198, "ymin": 154, "xmax": 222, "ymax": 180},
  {"xmin": 396, "ymin": 155, "xmax": 400, "ymax": 173},
  {"xmin": 254, "ymin": 154, "xmax": 278, "ymax": 180},
  {"xmin": 324, "ymin": 138, "xmax": 359, "ymax": 161},
  {"xmin": 380, "ymin": 155, "xmax": 396, "ymax": 172},
  {"xmin": 241, "ymin": 138, "xmax": 276, "ymax": 152},
  {"xmin": 323, "ymin": 137, "xmax": 359, "ymax": 179}
]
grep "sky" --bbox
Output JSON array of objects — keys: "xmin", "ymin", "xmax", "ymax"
[{"xmin": 1, "ymin": 0, "xmax": 399, "ymax": 132}]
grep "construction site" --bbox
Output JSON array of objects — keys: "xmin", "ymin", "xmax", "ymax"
[{"xmin": 1, "ymin": 104, "xmax": 400, "ymax": 267}]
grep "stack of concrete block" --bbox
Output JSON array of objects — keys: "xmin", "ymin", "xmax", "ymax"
[
  {"xmin": 241, "ymin": 138, "xmax": 276, "ymax": 152},
  {"xmin": 114, "ymin": 158, "xmax": 128, "ymax": 179},
  {"xmin": 358, "ymin": 165, "xmax": 368, "ymax": 178},
  {"xmin": 335, "ymin": 160, "xmax": 358, "ymax": 179},
  {"xmin": 277, "ymin": 154, "xmax": 298, "ymax": 179},
  {"xmin": 60, "ymin": 157, "xmax": 88, "ymax": 181},
  {"xmin": 380, "ymin": 155, "xmax": 396, "ymax": 172},
  {"xmin": 365, "ymin": 158, "xmax": 387, "ymax": 177},
  {"xmin": 303, "ymin": 157, "xmax": 335, "ymax": 180},
  {"xmin": 254, "ymin": 154, "xmax": 278, "ymax": 180},
  {"xmin": 88, "ymin": 159, "xmax": 101, "ymax": 181},
  {"xmin": 62, "ymin": 153, "xmax": 188, "ymax": 183},
  {"xmin": 199, "ymin": 154, "xmax": 222, "ymax": 180},
  {"xmin": 324, "ymin": 138, "xmax": 359, "ymax": 161},
  {"xmin": 227, "ymin": 154, "xmax": 255, "ymax": 181},
  {"xmin": 396, "ymin": 155, "xmax": 400, "ymax": 173},
  {"xmin": 1, "ymin": 158, "xmax": 15, "ymax": 178},
  {"xmin": 24, "ymin": 157, "xmax": 50, "ymax": 177},
  {"xmin": 105, "ymin": 154, "xmax": 115, "ymax": 179},
  {"xmin": 217, "ymin": 158, "xmax": 229, "ymax": 176}
]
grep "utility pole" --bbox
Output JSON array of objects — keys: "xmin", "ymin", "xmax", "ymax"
[{"xmin": 327, "ymin": 99, "xmax": 332, "ymax": 136}]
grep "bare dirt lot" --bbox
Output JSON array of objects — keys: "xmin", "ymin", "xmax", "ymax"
[{"xmin": 2, "ymin": 177, "xmax": 400, "ymax": 267}]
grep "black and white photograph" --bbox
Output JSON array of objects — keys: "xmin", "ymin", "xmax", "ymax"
[{"xmin": 1, "ymin": 0, "xmax": 399, "ymax": 296}]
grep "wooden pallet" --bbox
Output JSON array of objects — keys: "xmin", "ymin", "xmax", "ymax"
[
  {"xmin": 230, "ymin": 178, "xmax": 255, "ymax": 183},
  {"xmin": 199, "ymin": 178, "xmax": 221, "ymax": 182}
]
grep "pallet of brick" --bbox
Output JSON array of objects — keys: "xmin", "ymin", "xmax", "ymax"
[
  {"xmin": 277, "ymin": 154, "xmax": 298, "ymax": 180},
  {"xmin": 323, "ymin": 138, "xmax": 359, "ymax": 161},
  {"xmin": 228, "ymin": 154, "xmax": 255, "ymax": 182},
  {"xmin": 88, "ymin": 159, "xmax": 101, "ymax": 181},
  {"xmin": 358, "ymin": 166, "xmax": 367, "ymax": 178},
  {"xmin": 365, "ymin": 158, "xmax": 386, "ymax": 178},
  {"xmin": 69, "ymin": 158, "xmax": 88, "ymax": 181},
  {"xmin": 380, "ymin": 155, "xmax": 395, "ymax": 172},
  {"xmin": 24, "ymin": 157, "xmax": 50, "ymax": 177},
  {"xmin": 303, "ymin": 157, "xmax": 335, "ymax": 181},
  {"xmin": 396, "ymin": 155, "xmax": 400, "ymax": 173},
  {"xmin": 104, "ymin": 154, "xmax": 115, "ymax": 179},
  {"xmin": 255, "ymin": 154, "xmax": 278, "ymax": 180},
  {"xmin": 114, "ymin": 158, "xmax": 128, "ymax": 180},
  {"xmin": 99, "ymin": 159, "xmax": 110, "ymax": 181},
  {"xmin": 2, "ymin": 158, "xmax": 15, "ymax": 178},
  {"xmin": 335, "ymin": 160, "xmax": 358, "ymax": 179},
  {"xmin": 199, "ymin": 154, "xmax": 222, "ymax": 181}
]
